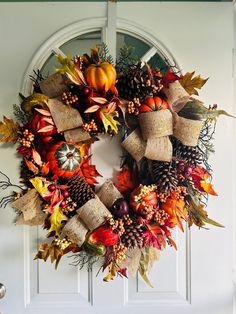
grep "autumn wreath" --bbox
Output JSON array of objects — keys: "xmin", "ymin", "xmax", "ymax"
[{"xmin": 0, "ymin": 45, "xmax": 233, "ymax": 285}]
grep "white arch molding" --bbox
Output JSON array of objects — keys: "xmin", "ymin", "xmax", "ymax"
[{"xmin": 20, "ymin": 17, "xmax": 180, "ymax": 95}]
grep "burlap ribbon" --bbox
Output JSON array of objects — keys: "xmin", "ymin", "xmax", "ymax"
[
  {"xmin": 39, "ymin": 73, "xmax": 91, "ymax": 144},
  {"xmin": 122, "ymin": 81, "xmax": 203, "ymax": 162}
]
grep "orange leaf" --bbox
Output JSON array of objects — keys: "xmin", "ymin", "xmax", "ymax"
[
  {"xmin": 79, "ymin": 155, "xmax": 102, "ymax": 186},
  {"xmin": 41, "ymin": 162, "xmax": 50, "ymax": 176},
  {"xmin": 24, "ymin": 159, "xmax": 39, "ymax": 174},
  {"xmin": 114, "ymin": 167, "xmax": 137, "ymax": 194},
  {"xmin": 200, "ymin": 182, "xmax": 218, "ymax": 196}
]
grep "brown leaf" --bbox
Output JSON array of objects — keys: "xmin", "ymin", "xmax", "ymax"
[
  {"xmin": 0, "ymin": 116, "xmax": 19, "ymax": 143},
  {"xmin": 179, "ymin": 72, "xmax": 208, "ymax": 96}
]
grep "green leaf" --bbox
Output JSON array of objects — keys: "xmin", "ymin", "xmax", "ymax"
[
  {"xmin": 187, "ymin": 194, "xmax": 224, "ymax": 228},
  {"xmin": 56, "ymin": 54, "xmax": 75, "ymax": 78},
  {"xmin": 179, "ymin": 100, "xmax": 235, "ymax": 120},
  {"xmin": 48, "ymin": 204, "xmax": 67, "ymax": 236},
  {"xmin": 138, "ymin": 248, "xmax": 154, "ymax": 288},
  {"xmin": 201, "ymin": 216, "xmax": 224, "ymax": 228},
  {"xmin": 100, "ymin": 107, "xmax": 120, "ymax": 134}
]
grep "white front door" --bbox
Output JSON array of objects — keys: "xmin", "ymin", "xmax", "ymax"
[{"xmin": 0, "ymin": 2, "xmax": 234, "ymax": 314}]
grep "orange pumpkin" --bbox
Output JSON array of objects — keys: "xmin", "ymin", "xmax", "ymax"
[
  {"xmin": 85, "ymin": 61, "xmax": 116, "ymax": 92},
  {"xmin": 139, "ymin": 96, "xmax": 169, "ymax": 113},
  {"xmin": 130, "ymin": 185, "xmax": 158, "ymax": 220},
  {"xmin": 46, "ymin": 142, "xmax": 82, "ymax": 178}
]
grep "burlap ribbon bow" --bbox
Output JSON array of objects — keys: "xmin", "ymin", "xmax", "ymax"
[{"xmin": 121, "ymin": 81, "xmax": 203, "ymax": 162}]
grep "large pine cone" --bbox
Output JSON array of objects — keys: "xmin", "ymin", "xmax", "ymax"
[
  {"xmin": 67, "ymin": 175, "xmax": 95, "ymax": 208},
  {"xmin": 172, "ymin": 137, "xmax": 202, "ymax": 167},
  {"xmin": 117, "ymin": 63, "xmax": 152, "ymax": 102},
  {"xmin": 121, "ymin": 223, "xmax": 145, "ymax": 249},
  {"xmin": 151, "ymin": 161, "xmax": 178, "ymax": 195}
]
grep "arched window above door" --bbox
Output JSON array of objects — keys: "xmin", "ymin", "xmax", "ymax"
[{"xmin": 22, "ymin": 18, "xmax": 178, "ymax": 94}]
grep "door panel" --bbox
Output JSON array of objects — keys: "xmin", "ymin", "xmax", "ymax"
[{"xmin": 0, "ymin": 2, "xmax": 234, "ymax": 314}]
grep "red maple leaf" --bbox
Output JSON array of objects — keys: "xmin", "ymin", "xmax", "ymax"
[
  {"xmin": 162, "ymin": 69, "xmax": 179, "ymax": 88},
  {"xmin": 79, "ymin": 155, "xmax": 102, "ymax": 186},
  {"xmin": 114, "ymin": 167, "xmax": 137, "ymax": 195}
]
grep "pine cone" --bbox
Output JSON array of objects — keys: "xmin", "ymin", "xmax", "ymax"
[
  {"xmin": 67, "ymin": 175, "xmax": 95, "ymax": 208},
  {"xmin": 151, "ymin": 161, "xmax": 178, "ymax": 195},
  {"xmin": 117, "ymin": 63, "xmax": 152, "ymax": 102},
  {"xmin": 121, "ymin": 223, "xmax": 145, "ymax": 249},
  {"xmin": 172, "ymin": 137, "xmax": 202, "ymax": 167}
]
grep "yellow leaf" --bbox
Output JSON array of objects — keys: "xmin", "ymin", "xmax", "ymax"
[
  {"xmin": 103, "ymin": 263, "xmax": 117, "ymax": 282},
  {"xmin": 48, "ymin": 204, "xmax": 67, "ymax": 236},
  {"xmin": 100, "ymin": 107, "xmax": 120, "ymax": 134},
  {"xmin": 0, "ymin": 116, "xmax": 19, "ymax": 143},
  {"xmin": 21, "ymin": 93, "xmax": 48, "ymax": 112},
  {"xmin": 200, "ymin": 182, "xmax": 218, "ymax": 196},
  {"xmin": 179, "ymin": 71, "xmax": 208, "ymax": 96},
  {"xmin": 30, "ymin": 177, "xmax": 51, "ymax": 199}
]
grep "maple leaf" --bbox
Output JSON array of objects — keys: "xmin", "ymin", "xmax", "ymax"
[
  {"xmin": 79, "ymin": 155, "xmax": 102, "ymax": 186},
  {"xmin": 30, "ymin": 177, "xmax": 52, "ymax": 200},
  {"xmin": 179, "ymin": 71, "xmax": 208, "ymax": 96},
  {"xmin": 48, "ymin": 203, "xmax": 67, "ymax": 237},
  {"xmin": 0, "ymin": 116, "xmax": 19, "ymax": 143},
  {"xmin": 162, "ymin": 69, "xmax": 179, "ymax": 88},
  {"xmin": 114, "ymin": 167, "xmax": 137, "ymax": 195},
  {"xmin": 99, "ymin": 107, "xmax": 120, "ymax": 134}
]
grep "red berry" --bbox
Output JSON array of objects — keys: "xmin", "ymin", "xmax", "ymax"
[
  {"xmin": 61, "ymin": 200, "xmax": 66, "ymax": 208},
  {"xmin": 185, "ymin": 166, "xmax": 193, "ymax": 175},
  {"xmin": 48, "ymin": 184, "xmax": 56, "ymax": 192},
  {"xmin": 63, "ymin": 190, "xmax": 69, "ymax": 198},
  {"xmin": 178, "ymin": 162, "xmax": 185, "ymax": 172},
  {"xmin": 84, "ymin": 87, "xmax": 90, "ymax": 95}
]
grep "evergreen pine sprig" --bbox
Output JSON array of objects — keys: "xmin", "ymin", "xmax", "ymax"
[
  {"xmin": 98, "ymin": 43, "xmax": 114, "ymax": 65},
  {"xmin": 13, "ymin": 104, "xmax": 29, "ymax": 125},
  {"xmin": 69, "ymin": 251, "xmax": 99, "ymax": 271},
  {"xmin": 116, "ymin": 45, "xmax": 138, "ymax": 73}
]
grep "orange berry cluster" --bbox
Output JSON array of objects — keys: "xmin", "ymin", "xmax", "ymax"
[
  {"xmin": 19, "ymin": 129, "xmax": 34, "ymax": 147},
  {"xmin": 127, "ymin": 97, "xmax": 141, "ymax": 115},
  {"xmin": 61, "ymin": 197, "xmax": 77, "ymax": 213},
  {"xmin": 133, "ymin": 185, "xmax": 157, "ymax": 203},
  {"xmin": 54, "ymin": 237, "xmax": 71, "ymax": 250},
  {"xmin": 113, "ymin": 243, "xmax": 127, "ymax": 263},
  {"xmin": 62, "ymin": 91, "xmax": 79, "ymax": 105},
  {"xmin": 171, "ymin": 186, "xmax": 188, "ymax": 200},
  {"xmin": 108, "ymin": 215, "xmax": 132, "ymax": 236},
  {"xmin": 153, "ymin": 209, "xmax": 169, "ymax": 225},
  {"xmin": 82, "ymin": 119, "xmax": 98, "ymax": 133}
]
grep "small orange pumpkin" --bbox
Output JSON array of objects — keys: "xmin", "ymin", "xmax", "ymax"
[
  {"xmin": 46, "ymin": 142, "xmax": 82, "ymax": 178},
  {"xmin": 85, "ymin": 61, "xmax": 116, "ymax": 92},
  {"xmin": 139, "ymin": 96, "xmax": 169, "ymax": 113},
  {"xmin": 130, "ymin": 185, "xmax": 158, "ymax": 220}
]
